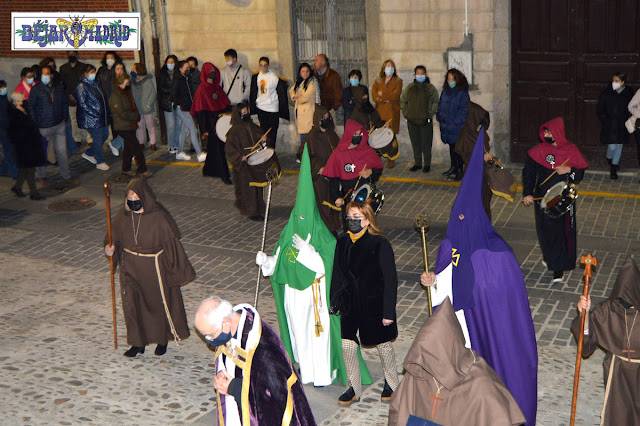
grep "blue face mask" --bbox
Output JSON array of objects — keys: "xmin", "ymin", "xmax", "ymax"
[
  {"xmin": 350, "ymin": 78, "xmax": 359, "ymax": 87},
  {"xmin": 26, "ymin": 78, "xmax": 34, "ymax": 85},
  {"xmin": 384, "ymin": 67, "xmax": 394, "ymax": 77},
  {"xmin": 415, "ymin": 75, "xmax": 426, "ymax": 83},
  {"xmin": 0, "ymin": 88, "xmax": 6, "ymax": 96},
  {"xmin": 41, "ymin": 75, "xmax": 51, "ymax": 85},
  {"xmin": 448, "ymin": 81, "xmax": 456, "ymax": 89},
  {"xmin": 205, "ymin": 330, "xmax": 232, "ymax": 347},
  {"xmin": 87, "ymin": 73, "xmax": 96, "ymax": 82},
  {"xmin": 167, "ymin": 63, "xmax": 175, "ymax": 71},
  {"xmin": 226, "ymin": 61, "xmax": 234, "ymax": 67}
]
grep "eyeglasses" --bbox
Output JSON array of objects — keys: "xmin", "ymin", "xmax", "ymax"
[{"xmin": 346, "ymin": 215, "xmax": 364, "ymax": 220}]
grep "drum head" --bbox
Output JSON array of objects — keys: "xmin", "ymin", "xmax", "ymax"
[
  {"xmin": 540, "ymin": 181, "xmax": 567, "ymax": 209},
  {"xmin": 368, "ymin": 127, "xmax": 394, "ymax": 149},
  {"xmin": 215, "ymin": 115, "xmax": 232, "ymax": 142},
  {"xmin": 352, "ymin": 184, "xmax": 372, "ymax": 203},
  {"xmin": 248, "ymin": 148, "xmax": 275, "ymax": 166}
]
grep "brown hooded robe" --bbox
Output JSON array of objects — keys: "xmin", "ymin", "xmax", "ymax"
[
  {"xmin": 389, "ymin": 297, "xmax": 525, "ymax": 426},
  {"xmin": 570, "ymin": 257, "xmax": 640, "ymax": 425},
  {"xmin": 105, "ymin": 178, "xmax": 194, "ymax": 347}
]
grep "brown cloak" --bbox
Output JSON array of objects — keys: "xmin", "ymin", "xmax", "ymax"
[
  {"xmin": 105, "ymin": 178, "xmax": 195, "ymax": 347},
  {"xmin": 570, "ymin": 257, "xmax": 640, "ymax": 425},
  {"xmin": 389, "ymin": 298, "xmax": 526, "ymax": 426}
]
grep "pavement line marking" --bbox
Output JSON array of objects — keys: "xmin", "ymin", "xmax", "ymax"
[{"xmin": 145, "ymin": 160, "xmax": 640, "ymax": 199}]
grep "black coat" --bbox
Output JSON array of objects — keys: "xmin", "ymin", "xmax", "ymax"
[
  {"xmin": 331, "ymin": 231, "xmax": 398, "ymax": 346},
  {"xmin": 171, "ymin": 72, "xmax": 195, "ymax": 112},
  {"xmin": 248, "ymin": 72, "xmax": 290, "ymax": 120},
  {"xmin": 7, "ymin": 105, "xmax": 46, "ymax": 168},
  {"xmin": 59, "ymin": 61, "xmax": 87, "ymax": 106},
  {"xmin": 597, "ymin": 85, "xmax": 635, "ymax": 145},
  {"xmin": 158, "ymin": 67, "xmax": 175, "ymax": 112}
]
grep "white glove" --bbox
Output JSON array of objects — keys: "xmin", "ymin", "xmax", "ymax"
[
  {"xmin": 256, "ymin": 251, "xmax": 268, "ymax": 266},
  {"xmin": 292, "ymin": 233, "xmax": 311, "ymax": 251}
]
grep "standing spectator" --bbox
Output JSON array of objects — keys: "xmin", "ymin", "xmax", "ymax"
[
  {"xmin": 14, "ymin": 67, "xmax": 36, "ymax": 101},
  {"xmin": 436, "ymin": 68, "xmax": 470, "ymax": 181},
  {"xmin": 342, "ymin": 69, "xmax": 369, "ymax": 123},
  {"xmin": 172, "ymin": 60, "xmax": 205, "ymax": 162},
  {"xmin": 40, "ymin": 57, "xmax": 77, "ymax": 156},
  {"xmin": 104, "ymin": 62, "xmax": 127, "ymax": 157},
  {"xmin": 96, "ymin": 51, "xmax": 121, "ymax": 99},
  {"xmin": 158, "ymin": 55, "xmax": 180, "ymax": 154},
  {"xmin": 289, "ymin": 63, "xmax": 320, "ymax": 144},
  {"xmin": 108, "ymin": 73, "xmax": 150, "ymax": 177},
  {"xmin": 400, "ymin": 65, "xmax": 439, "ymax": 173},
  {"xmin": 38, "ymin": 57, "xmax": 61, "ymax": 85},
  {"xmin": 313, "ymin": 54, "xmax": 342, "ymax": 121},
  {"xmin": 29, "ymin": 66, "xmax": 78, "ymax": 185},
  {"xmin": 131, "ymin": 63, "xmax": 158, "ymax": 151},
  {"xmin": 372, "ymin": 59, "xmax": 403, "ymax": 168},
  {"xmin": 7, "ymin": 91, "xmax": 46, "ymax": 200},
  {"xmin": 627, "ymin": 84, "xmax": 640, "ymax": 182},
  {"xmin": 249, "ymin": 56, "xmax": 289, "ymax": 148},
  {"xmin": 60, "ymin": 50, "xmax": 92, "ymax": 148},
  {"xmin": 186, "ymin": 56, "xmax": 201, "ymax": 92},
  {"xmin": 76, "ymin": 64, "xmax": 110, "ymax": 171},
  {"xmin": 221, "ymin": 49, "xmax": 251, "ymax": 107},
  {"xmin": 597, "ymin": 71, "xmax": 635, "ymax": 180},
  {"xmin": 0, "ymin": 81, "xmax": 18, "ymax": 180}
]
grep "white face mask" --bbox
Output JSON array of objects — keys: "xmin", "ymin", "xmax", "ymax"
[
  {"xmin": 384, "ymin": 67, "xmax": 395, "ymax": 77},
  {"xmin": 612, "ymin": 81, "xmax": 622, "ymax": 91},
  {"xmin": 106, "ymin": 59, "xmax": 115, "ymax": 67}
]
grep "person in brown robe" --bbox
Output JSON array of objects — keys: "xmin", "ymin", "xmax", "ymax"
[
  {"xmin": 389, "ymin": 297, "xmax": 526, "ymax": 426},
  {"xmin": 225, "ymin": 103, "xmax": 274, "ymax": 221},
  {"xmin": 351, "ymin": 100, "xmax": 400, "ymax": 164},
  {"xmin": 104, "ymin": 178, "xmax": 195, "ymax": 358},
  {"xmin": 296, "ymin": 105, "xmax": 341, "ymax": 232},
  {"xmin": 571, "ymin": 257, "xmax": 640, "ymax": 425}
]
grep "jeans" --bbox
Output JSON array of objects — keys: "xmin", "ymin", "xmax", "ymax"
[
  {"xmin": 85, "ymin": 126, "xmax": 110, "ymax": 164},
  {"xmin": 137, "ymin": 113, "xmax": 157, "ymax": 146},
  {"xmin": 110, "ymin": 135, "xmax": 124, "ymax": 150},
  {"xmin": 176, "ymin": 107, "xmax": 201, "ymax": 154},
  {"xmin": 164, "ymin": 108, "xmax": 180, "ymax": 150},
  {"xmin": 606, "ymin": 143, "xmax": 623, "ymax": 165},
  {"xmin": 407, "ymin": 121, "xmax": 434, "ymax": 167},
  {"xmin": 37, "ymin": 122, "xmax": 71, "ymax": 179},
  {"xmin": 0, "ymin": 129, "xmax": 18, "ymax": 179},
  {"xmin": 300, "ymin": 133, "xmax": 307, "ymax": 144},
  {"xmin": 65, "ymin": 120, "xmax": 78, "ymax": 155},
  {"xmin": 69, "ymin": 106, "xmax": 92, "ymax": 143}
]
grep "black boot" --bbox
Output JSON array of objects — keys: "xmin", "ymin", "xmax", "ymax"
[
  {"xmin": 442, "ymin": 164, "xmax": 455, "ymax": 176},
  {"xmin": 607, "ymin": 158, "xmax": 612, "ymax": 167},
  {"xmin": 338, "ymin": 387, "xmax": 358, "ymax": 405},
  {"xmin": 452, "ymin": 164, "xmax": 463, "ymax": 181},
  {"xmin": 155, "ymin": 343, "xmax": 167, "ymax": 356},
  {"xmin": 381, "ymin": 380, "xmax": 393, "ymax": 402},
  {"xmin": 610, "ymin": 164, "xmax": 618, "ymax": 180},
  {"xmin": 124, "ymin": 346, "xmax": 145, "ymax": 357}
]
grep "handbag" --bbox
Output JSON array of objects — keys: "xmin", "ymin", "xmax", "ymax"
[{"xmin": 625, "ymin": 116, "xmax": 636, "ymax": 133}]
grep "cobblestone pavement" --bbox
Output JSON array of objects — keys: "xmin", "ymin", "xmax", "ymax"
[{"xmin": 0, "ymin": 145, "xmax": 638, "ymax": 425}]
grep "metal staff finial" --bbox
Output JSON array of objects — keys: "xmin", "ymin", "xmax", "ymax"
[{"xmin": 414, "ymin": 212, "xmax": 433, "ymax": 317}]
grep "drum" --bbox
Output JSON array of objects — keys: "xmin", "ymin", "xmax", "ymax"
[
  {"xmin": 368, "ymin": 127, "xmax": 394, "ymax": 149},
  {"xmin": 247, "ymin": 148, "xmax": 281, "ymax": 185},
  {"xmin": 215, "ymin": 114, "xmax": 232, "ymax": 142},
  {"xmin": 540, "ymin": 181, "xmax": 578, "ymax": 218},
  {"xmin": 350, "ymin": 183, "xmax": 385, "ymax": 214}
]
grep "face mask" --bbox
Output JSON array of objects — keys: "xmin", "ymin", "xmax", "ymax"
[
  {"xmin": 184, "ymin": 68, "xmax": 192, "ymax": 76},
  {"xmin": 106, "ymin": 59, "xmax": 115, "ymax": 67},
  {"xmin": 87, "ymin": 73, "xmax": 96, "ymax": 82},
  {"xmin": 26, "ymin": 78, "xmax": 34, "ymax": 85},
  {"xmin": 347, "ymin": 219, "xmax": 364, "ymax": 234},
  {"xmin": 50, "ymin": 65, "xmax": 56, "ymax": 71},
  {"xmin": 350, "ymin": 78, "xmax": 359, "ymax": 87},
  {"xmin": 384, "ymin": 67, "xmax": 395, "ymax": 77},
  {"xmin": 68, "ymin": 56, "xmax": 77, "ymax": 63},
  {"xmin": 130, "ymin": 71, "xmax": 137, "ymax": 80},
  {"xmin": 351, "ymin": 135, "xmax": 362, "ymax": 145},
  {"xmin": 41, "ymin": 75, "xmax": 51, "ymax": 85},
  {"xmin": 612, "ymin": 82, "xmax": 621, "ymax": 91},
  {"xmin": 127, "ymin": 199, "xmax": 143, "ymax": 211},
  {"xmin": 544, "ymin": 137, "xmax": 554, "ymax": 144},
  {"xmin": 448, "ymin": 81, "xmax": 457, "ymax": 89},
  {"xmin": 226, "ymin": 61, "xmax": 233, "ymax": 67},
  {"xmin": 415, "ymin": 75, "xmax": 426, "ymax": 83},
  {"xmin": 0, "ymin": 88, "xmax": 6, "ymax": 96},
  {"xmin": 205, "ymin": 328, "xmax": 232, "ymax": 347},
  {"xmin": 242, "ymin": 113, "xmax": 251, "ymax": 122},
  {"xmin": 320, "ymin": 116, "xmax": 333, "ymax": 129},
  {"xmin": 167, "ymin": 63, "xmax": 175, "ymax": 71}
]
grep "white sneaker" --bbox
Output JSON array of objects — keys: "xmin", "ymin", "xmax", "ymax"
[
  {"xmin": 541, "ymin": 260, "xmax": 547, "ymax": 269},
  {"xmin": 82, "ymin": 153, "xmax": 97, "ymax": 164},
  {"xmin": 108, "ymin": 142, "xmax": 119, "ymax": 156},
  {"xmin": 176, "ymin": 152, "xmax": 191, "ymax": 161},
  {"xmin": 168, "ymin": 147, "xmax": 177, "ymax": 154},
  {"xmin": 96, "ymin": 162, "xmax": 110, "ymax": 171},
  {"xmin": 197, "ymin": 152, "xmax": 207, "ymax": 162}
]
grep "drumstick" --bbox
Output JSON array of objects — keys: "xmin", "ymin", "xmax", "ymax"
[
  {"xmin": 244, "ymin": 128, "xmax": 272, "ymax": 150},
  {"xmin": 520, "ymin": 196, "xmax": 554, "ymax": 203},
  {"xmin": 539, "ymin": 158, "xmax": 570, "ymax": 187}
]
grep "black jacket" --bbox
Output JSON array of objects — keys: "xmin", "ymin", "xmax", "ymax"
[
  {"xmin": 59, "ymin": 61, "xmax": 87, "ymax": 106},
  {"xmin": 171, "ymin": 71, "xmax": 196, "ymax": 112},
  {"xmin": 28, "ymin": 81, "xmax": 69, "ymax": 128},
  {"xmin": 96, "ymin": 65, "xmax": 117, "ymax": 99},
  {"xmin": 7, "ymin": 105, "xmax": 46, "ymax": 168},
  {"xmin": 597, "ymin": 85, "xmax": 635, "ymax": 145},
  {"xmin": 157, "ymin": 67, "xmax": 175, "ymax": 112},
  {"xmin": 249, "ymin": 72, "xmax": 290, "ymax": 120},
  {"xmin": 0, "ymin": 94, "xmax": 8, "ymax": 130}
]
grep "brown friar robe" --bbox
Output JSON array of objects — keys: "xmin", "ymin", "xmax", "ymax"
[
  {"xmin": 225, "ymin": 104, "xmax": 271, "ymax": 217},
  {"xmin": 389, "ymin": 297, "xmax": 526, "ymax": 426},
  {"xmin": 351, "ymin": 101, "xmax": 399, "ymax": 161},
  {"xmin": 105, "ymin": 178, "xmax": 195, "ymax": 347},
  {"xmin": 297, "ymin": 105, "xmax": 341, "ymax": 232},
  {"xmin": 570, "ymin": 257, "xmax": 640, "ymax": 425}
]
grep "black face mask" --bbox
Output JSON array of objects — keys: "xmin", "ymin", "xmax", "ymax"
[
  {"xmin": 544, "ymin": 137, "xmax": 554, "ymax": 144},
  {"xmin": 351, "ymin": 135, "xmax": 362, "ymax": 145},
  {"xmin": 127, "ymin": 199, "xmax": 143, "ymax": 212},
  {"xmin": 242, "ymin": 114, "xmax": 251, "ymax": 122},
  {"xmin": 346, "ymin": 219, "xmax": 364, "ymax": 234},
  {"xmin": 320, "ymin": 116, "xmax": 333, "ymax": 129},
  {"xmin": 68, "ymin": 56, "xmax": 77, "ymax": 63}
]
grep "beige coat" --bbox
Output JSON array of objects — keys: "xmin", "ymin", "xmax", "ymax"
[
  {"xmin": 289, "ymin": 79, "xmax": 319, "ymax": 134},
  {"xmin": 372, "ymin": 76, "xmax": 403, "ymax": 134}
]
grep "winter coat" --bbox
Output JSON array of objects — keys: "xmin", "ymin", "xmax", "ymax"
[
  {"xmin": 96, "ymin": 65, "xmax": 116, "ymax": 99},
  {"xmin": 342, "ymin": 84, "xmax": 369, "ymax": 123},
  {"xmin": 0, "ymin": 94, "xmax": 9, "ymax": 130},
  {"xmin": 190, "ymin": 68, "xmax": 201, "ymax": 93},
  {"xmin": 289, "ymin": 78, "xmax": 319, "ymax": 134},
  {"xmin": 314, "ymin": 67, "xmax": 343, "ymax": 112},
  {"xmin": 7, "ymin": 105, "xmax": 46, "ymax": 168},
  {"xmin": 372, "ymin": 76, "xmax": 403, "ymax": 134},
  {"xmin": 131, "ymin": 74, "xmax": 157, "ymax": 115},
  {"xmin": 436, "ymin": 86, "xmax": 470, "ymax": 144},
  {"xmin": 249, "ymin": 72, "xmax": 290, "ymax": 120},
  {"xmin": 108, "ymin": 87, "xmax": 140, "ymax": 132},
  {"xmin": 158, "ymin": 67, "xmax": 175, "ymax": 112},
  {"xmin": 171, "ymin": 72, "xmax": 196, "ymax": 112},
  {"xmin": 400, "ymin": 79, "xmax": 439, "ymax": 126},
  {"xmin": 28, "ymin": 80, "xmax": 69, "ymax": 129},
  {"xmin": 75, "ymin": 77, "xmax": 109, "ymax": 129},
  {"xmin": 597, "ymin": 85, "xmax": 635, "ymax": 144},
  {"xmin": 59, "ymin": 61, "xmax": 87, "ymax": 106}
]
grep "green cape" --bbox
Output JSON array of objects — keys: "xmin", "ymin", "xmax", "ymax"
[{"xmin": 270, "ymin": 145, "xmax": 371, "ymax": 385}]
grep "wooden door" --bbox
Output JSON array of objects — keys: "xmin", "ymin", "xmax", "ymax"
[{"xmin": 512, "ymin": 0, "xmax": 640, "ymax": 168}]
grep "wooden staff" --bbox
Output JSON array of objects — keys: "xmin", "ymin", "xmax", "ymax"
[
  {"xmin": 414, "ymin": 213, "xmax": 433, "ymax": 316},
  {"xmin": 570, "ymin": 254, "xmax": 597, "ymax": 426},
  {"xmin": 103, "ymin": 181, "xmax": 118, "ymax": 350},
  {"xmin": 540, "ymin": 158, "xmax": 570, "ymax": 187}
]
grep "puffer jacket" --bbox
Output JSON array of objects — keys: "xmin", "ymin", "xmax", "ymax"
[
  {"xmin": 28, "ymin": 80, "xmax": 69, "ymax": 128},
  {"xmin": 75, "ymin": 77, "xmax": 109, "ymax": 129},
  {"xmin": 131, "ymin": 74, "xmax": 157, "ymax": 114},
  {"xmin": 158, "ymin": 66, "xmax": 175, "ymax": 112},
  {"xmin": 436, "ymin": 86, "xmax": 470, "ymax": 144}
]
